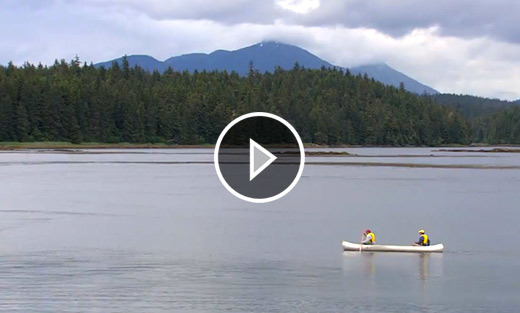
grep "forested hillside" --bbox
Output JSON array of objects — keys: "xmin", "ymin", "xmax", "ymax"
[
  {"xmin": 434, "ymin": 94, "xmax": 517, "ymax": 119},
  {"xmin": 0, "ymin": 58, "xmax": 473, "ymax": 145},
  {"xmin": 473, "ymin": 107, "xmax": 520, "ymax": 144},
  {"xmin": 434, "ymin": 94, "xmax": 520, "ymax": 143}
]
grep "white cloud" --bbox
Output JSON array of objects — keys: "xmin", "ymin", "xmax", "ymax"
[
  {"xmin": 276, "ymin": 0, "xmax": 320, "ymax": 14},
  {"xmin": 1, "ymin": 0, "xmax": 519, "ymax": 100}
]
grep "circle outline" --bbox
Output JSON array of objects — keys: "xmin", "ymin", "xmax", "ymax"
[{"xmin": 214, "ymin": 112, "xmax": 305, "ymax": 203}]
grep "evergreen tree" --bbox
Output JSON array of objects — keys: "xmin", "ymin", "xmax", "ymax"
[{"xmin": 0, "ymin": 61, "xmax": 490, "ymax": 146}]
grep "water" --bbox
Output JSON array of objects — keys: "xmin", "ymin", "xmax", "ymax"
[{"xmin": 1, "ymin": 148, "xmax": 519, "ymax": 312}]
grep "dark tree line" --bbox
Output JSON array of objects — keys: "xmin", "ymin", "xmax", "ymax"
[
  {"xmin": 473, "ymin": 107, "xmax": 520, "ymax": 144},
  {"xmin": 0, "ymin": 58, "xmax": 474, "ymax": 145},
  {"xmin": 434, "ymin": 94, "xmax": 517, "ymax": 119},
  {"xmin": 433, "ymin": 94, "xmax": 520, "ymax": 143}
]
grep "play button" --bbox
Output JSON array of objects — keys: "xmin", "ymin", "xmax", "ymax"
[
  {"xmin": 214, "ymin": 112, "xmax": 305, "ymax": 203},
  {"xmin": 250, "ymin": 139, "xmax": 277, "ymax": 181}
]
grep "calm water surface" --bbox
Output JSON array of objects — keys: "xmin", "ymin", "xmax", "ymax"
[{"xmin": 0, "ymin": 148, "xmax": 519, "ymax": 312}]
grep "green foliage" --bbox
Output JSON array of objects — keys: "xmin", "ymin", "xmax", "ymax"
[
  {"xmin": 0, "ymin": 60, "xmax": 473, "ymax": 145},
  {"xmin": 474, "ymin": 107, "xmax": 520, "ymax": 144},
  {"xmin": 434, "ymin": 94, "xmax": 520, "ymax": 143},
  {"xmin": 434, "ymin": 94, "xmax": 517, "ymax": 119}
]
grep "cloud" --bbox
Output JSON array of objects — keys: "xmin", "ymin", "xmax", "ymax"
[
  {"xmin": 276, "ymin": 0, "xmax": 320, "ymax": 14},
  {"xmin": 66, "ymin": 0, "xmax": 278, "ymax": 24},
  {"xmin": 1, "ymin": 0, "xmax": 519, "ymax": 100},
  {"xmin": 288, "ymin": 0, "xmax": 520, "ymax": 44},
  {"xmin": 59, "ymin": 0, "xmax": 520, "ymax": 44}
]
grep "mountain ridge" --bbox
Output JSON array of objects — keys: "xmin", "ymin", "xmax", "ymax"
[{"xmin": 95, "ymin": 42, "xmax": 438, "ymax": 94}]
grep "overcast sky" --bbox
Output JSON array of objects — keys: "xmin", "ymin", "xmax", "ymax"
[{"xmin": 1, "ymin": 0, "xmax": 519, "ymax": 100}]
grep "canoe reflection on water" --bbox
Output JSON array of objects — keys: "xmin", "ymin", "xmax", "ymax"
[
  {"xmin": 419, "ymin": 253, "xmax": 429, "ymax": 282},
  {"xmin": 341, "ymin": 251, "xmax": 444, "ymax": 286}
]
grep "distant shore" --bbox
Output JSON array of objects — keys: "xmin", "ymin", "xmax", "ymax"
[
  {"xmin": 1, "ymin": 141, "xmax": 519, "ymax": 151},
  {"xmin": 436, "ymin": 148, "xmax": 520, "ymax": 153},
  {"xmin": 0, "ymin": 142, "xmax": 349, "ymax": 156},
  {"xmin": 0, "ymin": 142, "xmax": 215, "ymax": 151}
]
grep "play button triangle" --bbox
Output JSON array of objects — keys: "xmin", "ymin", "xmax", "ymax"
[{"xmin": 250, "ymin": 138, "xmax": 277, "ymax": 181}]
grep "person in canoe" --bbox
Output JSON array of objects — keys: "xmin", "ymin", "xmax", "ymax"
[
  {"xmin": 414, "ymin": 229, "xmax": 430, "ymax": 246},
  {"xmin": 362, "ymin": 229, "xmax": 375, "ymax": 245}
]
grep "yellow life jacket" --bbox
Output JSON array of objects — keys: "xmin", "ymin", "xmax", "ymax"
[
  {"xmin": 367, "ymin": 232, "xmax": 375, "ymax": 243},
  {"xmin": 421, "ymin": 234, "xmax": 429, "ymax": 245}
]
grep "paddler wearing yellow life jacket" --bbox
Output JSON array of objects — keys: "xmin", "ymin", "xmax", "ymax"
[
  {"xmin": 362, "ymin": 229, "xmax": 375, "ymax": 245},
  {"xmin": 414, "ymin": 229, "xmax": 430, "ymax": 246}
]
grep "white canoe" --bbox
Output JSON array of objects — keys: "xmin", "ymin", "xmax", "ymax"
[{"xmin": 342, "ymin": 240, "xmax": 444, "ymax": 253}]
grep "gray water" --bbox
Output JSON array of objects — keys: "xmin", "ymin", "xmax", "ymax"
[{"xmin": 1, "ymin": 148, "xmax": 519, "ymax": 312}]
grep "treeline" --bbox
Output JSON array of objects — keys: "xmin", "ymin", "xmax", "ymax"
[
  {"xmin": 473, "ymin": 107, "xmax": 520, "ymax": 144},
  {"xmin": 0, "ymin": 58, "xmax": 472, "ymax": 145},
  {"xmin": 434, "ymin": 94, "xmax": 520, "ymax": 143},
  {"xmin": 434, "ymin": 94, "xmax": 518, "ymax": 119}
]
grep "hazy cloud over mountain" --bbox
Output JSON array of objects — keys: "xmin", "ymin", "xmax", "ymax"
[
  {"xmin": 292, "ymin": 1, "xmax": 520, "ymax": 44},
  {"xmin": 1, "ymin": 0, "xmax": 519, "ymax": 99}
]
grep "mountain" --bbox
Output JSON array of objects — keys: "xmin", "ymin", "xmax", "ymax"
[
  {"xmin": 95, "ymin": 42, "xmax": 438, "ymax": 94},
  {"xmin": 165, "ymin": 42, "xmax": 334, "ymax": 74},
  {"xmin": 96, "ymin": 55, "xmax": 166, "ymax": 73},
  {"xmin": 350, "ymin": 64, "xmax": 438, "ymax": 94}
]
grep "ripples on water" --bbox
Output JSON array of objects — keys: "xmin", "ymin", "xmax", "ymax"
[{"xmin": 0, "ymin": 148, "xmax": 519, "ymax": 312}]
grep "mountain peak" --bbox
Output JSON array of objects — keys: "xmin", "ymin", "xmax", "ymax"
[
  {"xmin": 95, "ymin": 42, "xmax": 438, "ymax": 94},
  {"xmin": 259, "ymin": 40, "xmax": 284, "ymax": 45},
  {"xmin": 242, "ymin": 41, "xmax": 302, "ymax": 52}
]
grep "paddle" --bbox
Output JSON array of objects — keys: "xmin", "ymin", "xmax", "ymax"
[{"xmin": 360, "ymin": 232, "xmax": 364, "ymax": 252}]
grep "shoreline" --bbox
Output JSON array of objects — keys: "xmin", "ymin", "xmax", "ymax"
[
  {"xmin": 436, "ymin": 148, "xmax": 520, "ymax": 153},
  {"xmin": 2, "ymin": 141, "xmax": 519, "ymax": 151},
  {"xmin": 0, "ymin": 142, "xmax": 214, "ymax": 151},
  {"xmin": 1, "ymin": 159, "xmax": 518, "ymax": 170}
]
